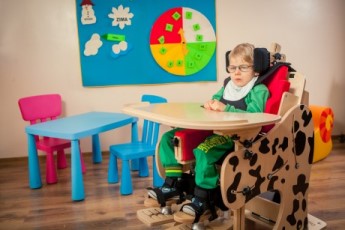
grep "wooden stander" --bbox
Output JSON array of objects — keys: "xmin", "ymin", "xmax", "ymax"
[
  {"xmin": 123, "ymin": 101, "xmax": 325, "ymax": 230},
  {"xmin": 124, "ymin": 58, "xmax": 326, "ymax": 229}
]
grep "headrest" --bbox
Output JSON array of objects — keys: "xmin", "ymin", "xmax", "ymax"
[
  {"xmin": 225, "ymin": 48, "xmax": 270, "ymax": 75},
  {"xmin": 225, "ymin": 43, "xmax": 290, "ymax": 76},
  {"xmin": 253, "ymin": 48, "xmax": 271, "ymax": 74}
]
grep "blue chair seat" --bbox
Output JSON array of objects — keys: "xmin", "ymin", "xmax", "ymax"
[{"xmin": 110, "ymin": 143, "xmax": 156, "ymax": 160}]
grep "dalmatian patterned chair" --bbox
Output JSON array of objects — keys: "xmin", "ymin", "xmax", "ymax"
[{"xmin": 220, "ymin": 103, "xmax": 316, "ymax": 229}]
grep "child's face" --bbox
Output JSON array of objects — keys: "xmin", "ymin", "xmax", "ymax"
[{"xmin": 228, "ymin": 56, "xmax": 255, "ymax": 87}]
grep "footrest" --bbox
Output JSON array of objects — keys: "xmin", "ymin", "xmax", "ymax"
[
  {"xmin": 169, "ymin": 212, "xmax": 233, "ymax": 230},
  {"xmin": 137, "ymin": 202, "xmax": 186, "ymax": 227},
  {"xmin": 137, "ymin": 207, "xmax": 174, "ymax": 227},
  {"xmin": 173, "ymin": 208, "xmax": 227, "ymax": 225},
  {"xmin": 308, "ymin": 214, "xmax": 327, "ymax": 230}
]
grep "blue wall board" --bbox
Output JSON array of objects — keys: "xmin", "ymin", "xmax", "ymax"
[{"xmin": 76, "ymin": 0, "xmax": 216, "ymax": 86}]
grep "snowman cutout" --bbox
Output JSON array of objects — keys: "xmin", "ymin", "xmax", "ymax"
[{"xmin": 80, "ymin": 0, "xmax": 96, "ymax": 25}]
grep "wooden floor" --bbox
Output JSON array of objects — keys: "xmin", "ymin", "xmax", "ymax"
[{"xmin": 1, "ymin": 142, "xmax": 345, "ymax": 230}]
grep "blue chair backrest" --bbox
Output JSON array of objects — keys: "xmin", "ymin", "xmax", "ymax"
[{"xmin": 140, "ymin": 94, "xmax": 167, "ymax": 146}]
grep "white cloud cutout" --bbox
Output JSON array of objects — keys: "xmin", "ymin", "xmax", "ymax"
[
  {"xmin": 111, "ymin": 41, "xmax": 131, "ymax": 58},
  {"xmin": 112, "ymin": 41, "xmax": 127, "ymax": 54},
  {"xmin": 84, "ymin": 33, "xmax": 103, "ymax": 56}
]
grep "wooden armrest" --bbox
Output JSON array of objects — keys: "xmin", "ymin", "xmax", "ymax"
[{"xmin": 278, "ymin": 92, "xmax": 300, "ymax": 116}]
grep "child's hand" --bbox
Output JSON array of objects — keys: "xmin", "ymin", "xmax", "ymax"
[
  {"xmin": 203, "ymin": 100, "xmax": 215, "ymax": 110},
  {"xmin": 203, "ymin": 100, "xmax": 225, "ymax": 111}
]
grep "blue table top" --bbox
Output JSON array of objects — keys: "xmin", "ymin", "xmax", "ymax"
[{"xmin": 25, "ymin": 112, "xmax": 137, "ymax": 140}]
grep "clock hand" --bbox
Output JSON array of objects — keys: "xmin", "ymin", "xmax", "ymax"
[{"xmin": 178, "ymin": 28, "xmax": 189, "ymax": 56}]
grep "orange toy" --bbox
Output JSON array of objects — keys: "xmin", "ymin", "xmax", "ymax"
[{"xmin": 309, "ymin": 105, "xmax": 334, "ymax": 162}]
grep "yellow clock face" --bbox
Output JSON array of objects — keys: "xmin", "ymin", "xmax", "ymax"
[{"xmin": 150, "ymin": 7, "xmax": 216, "ymax": 76}]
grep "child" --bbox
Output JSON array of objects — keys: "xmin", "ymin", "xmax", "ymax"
[{"xmin": 148, "ymin": 43, "xmax": 269, "ymax": 220}]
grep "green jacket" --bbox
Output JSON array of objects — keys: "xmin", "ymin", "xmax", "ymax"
[{"xmin": 212, "ymin": 83, "xmax": 269, "ymax": 113}]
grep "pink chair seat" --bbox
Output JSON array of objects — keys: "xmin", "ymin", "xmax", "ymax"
[{"xmin": 36, "ymin": 138, "xmax": 71, "ymax": 152}]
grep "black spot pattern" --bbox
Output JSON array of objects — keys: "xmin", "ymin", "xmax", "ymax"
[
  {"xmin": 272, "ymin": 138, "xmax": 279, "ymax": 155},
  {"xmin": 267, "ymin": 175, "xmax": 279, "ymax": 190},
  {"xmin": 280, "ymin": 137, "xmax": 289, "ymax": 151},
  {"xmin": 302, "ymin": 198, "xmax": 307, "ymax": 211},
  {"xmin": 297, "ymin": 220, "xmax": 303, "ymax": 230},
  {"xmin": 308, "ymin": 135, "xmax": 314, "ymax": 164},
  {"xmin": 302, "ymin": 108, "xmax": 312, "ymax": 128},
  {"xmin": 229, "ymin": 155, "xmax": 239, "ymax": 172},
  {"xmin": 272, "ymin": 155, "xmax": 284, "ymax": 172},
  {"xmin": 226, "ymin": 172, "xmax": 242, "ymax": 203},
  {"xmin": 259, "ymin": 138, "xmax": 270, "ymax": 154},
  {"xmin": 294, "ymin": 120, "xmax": 300, "ymax": 134},
  {"xmin": 295, "ymin": 130, "xmax": 306, "ymax": 156},
  {"xmin": 246, "ymin": 166, "xmax": 265, "ymax": 201},
  {"xmin": 293, "ymin": 174, "xmax": 309, "ymax": 196},
  {"xmin": 249, "ymin": 153, "xmax": 258, "ymax": 166},
  {"xmin": 304, "ymin": 217, "xmax": 308, "ymax": 230},
  {"xmin": 287, "ymin": 199, "xmax": 299, "ymax": 226}
]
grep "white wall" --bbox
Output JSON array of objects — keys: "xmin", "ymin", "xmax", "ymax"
[{"xmin": 1, "ymin": 0, "xmax": 344, "ymax": 158}]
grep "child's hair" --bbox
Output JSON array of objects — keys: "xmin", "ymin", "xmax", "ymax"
[{"xmin": 229, "ymin": 43, "xmax": 255, "ymax": 64}]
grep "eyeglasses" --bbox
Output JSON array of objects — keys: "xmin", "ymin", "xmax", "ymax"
[{"xmin": 228, "ymin": 65, "xmax": 253, "ymax": 73}]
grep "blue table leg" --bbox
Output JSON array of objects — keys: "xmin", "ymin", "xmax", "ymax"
[
  {"xmin": 130, "ymin": 121, "xmax": 139, "ymax": 170},
  {"xmin": 27, "ymin": 134, "xmax": 42, "ymax": 189},
  {"xmin": 71, "ymin": 140, "xmax": 84, "ymax": 201},
  {"xmin": 92, "ymin": 134, "xmax": 102, "ymax": 163}
]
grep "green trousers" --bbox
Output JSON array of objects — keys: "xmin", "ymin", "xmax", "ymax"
[{"xmin": 159, "ymin": 128, "xmax": 234, "ymax": 189}]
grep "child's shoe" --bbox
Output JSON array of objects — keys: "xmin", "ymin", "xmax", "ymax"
[{"xmin": 147, "ymin": 177, "xmax": 185, "ymax": 207}]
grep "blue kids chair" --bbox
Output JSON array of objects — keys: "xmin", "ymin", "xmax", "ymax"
[{"xmin": 108, "ymin": 94, "xmax": 167, "ymax": 195}]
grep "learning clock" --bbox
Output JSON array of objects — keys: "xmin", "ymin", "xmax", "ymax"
[{"xmin": 150, "ymin": 7, "xmax": 216, "ymax": 76}]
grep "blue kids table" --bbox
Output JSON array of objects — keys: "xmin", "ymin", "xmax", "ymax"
[{"xmin": 25, "ymin": 111, "xmax": 138, "ymax": 201}]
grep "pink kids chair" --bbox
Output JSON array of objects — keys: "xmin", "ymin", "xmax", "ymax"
[{"xmin": 18, "ymin": 94, "xmax": 85, "ymax": 184}]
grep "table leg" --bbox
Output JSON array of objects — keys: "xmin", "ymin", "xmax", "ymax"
[
  {"xmin": 130, "ymin": 121, "xmax": 139, "ymax": 170},
  {"xmin": 27, "ymin": 134, "xmax": 42, "ymax": 189},
  {"xmin": 71, "ymin": 140, "xmax": 85, "ymax": 201},
  {"xmin": 92, "ymin": 134, "xmax": 102, "ymax": 163}
]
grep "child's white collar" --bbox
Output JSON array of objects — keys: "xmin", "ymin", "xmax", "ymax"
[{"xmin": 223, "ymin": 76, "xmax": 258, "ymax": 101}]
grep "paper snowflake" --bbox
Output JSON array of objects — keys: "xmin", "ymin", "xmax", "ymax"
[{"xmin": 108, "ymin": 5, "xmax": 134, "ymax": 30}]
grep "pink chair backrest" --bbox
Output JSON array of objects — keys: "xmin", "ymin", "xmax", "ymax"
[{"xmin": 18, "ymin": 94, "xmax": 62, "ymax": 124}]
